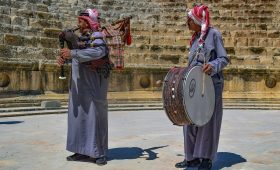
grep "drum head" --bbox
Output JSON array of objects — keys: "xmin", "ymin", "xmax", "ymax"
[{"xmin": 182, "ymin": 66, "xmax": 215, "ymax": 126}]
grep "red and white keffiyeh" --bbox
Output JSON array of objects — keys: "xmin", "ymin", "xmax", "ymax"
[
  {"xmin": 78, "ymin": 9, "xmax": 100, "ymax": 31},
  {"xmin": 187, "ymin": 4, "xmax": 210, "ymax": 48}
]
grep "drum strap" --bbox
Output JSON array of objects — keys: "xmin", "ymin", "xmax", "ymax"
[{"xmin": 188, "ymin": 28, "xmax": 211, "ymax": 67}]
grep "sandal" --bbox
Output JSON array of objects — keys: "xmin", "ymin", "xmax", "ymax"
[
  {"xmin": 66, "ymin": 153, "xmax": 90, "ymax": 161},
  {"xmin": 175, "ymin": 158, "xmax": 201, "ymax": 168},
  {"xmin": 198, "ymin": 158, "xmax": 212, "ymax": 170}
]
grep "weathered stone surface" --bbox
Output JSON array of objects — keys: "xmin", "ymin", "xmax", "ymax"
[
  {"xmin": 0, "ymin": 73, "xmax": 10, "ymax": 87},
  {"xmin": 43, "ymin": 28, "xmax": 61, "ymax": 38},
  {"xmin": 0, "ymin": 14, "xmax": 11, "ymax": 24},
  {"xmin": 11, "ymin": 16, "xmax": 29, "ymax": 26},
  {"xmin": 4, "ymin": 34, "xmax": 24, "ymax": 46},
  {"xmin": 41, "ymin": 100, "xmax": 61, "ymax": 108},
  {"xmin": 0, "ymin": 0, "xmax": 279, "ymax": 99},
  {"xmin": 39, "ymin": 37, "xmax": 59, "ymax": 48},
  {"xmin": 0, "ymin": 45, "xmax": 12, "ymax": 58}
]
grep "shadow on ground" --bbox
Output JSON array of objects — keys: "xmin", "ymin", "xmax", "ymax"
[
  {"xmin": 0, "ymin": 121, "xmax": 24, "ymax": 125},
  {"xmin": 108, "ymin": 145, "xmax": 168, "ymax": 161},
  {"xmin": 212, "ymin": 152, "xmax": 246, "ymax": 170}
]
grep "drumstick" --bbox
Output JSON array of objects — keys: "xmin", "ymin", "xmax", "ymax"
[{"xmin": 202, "ymin": 53, "xmax": 206, "ymax": 97}]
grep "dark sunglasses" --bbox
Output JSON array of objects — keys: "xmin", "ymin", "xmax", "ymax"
[
  {"xmin": 79, "ymin": 12, "xmax": 89, "ymax": 16},
  {"xmin": 79, "ymin": 12, "xmax": 101, "ymax": 20}
]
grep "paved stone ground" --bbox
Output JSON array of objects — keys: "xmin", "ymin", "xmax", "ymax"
[{"xmin": 0, "ymin": 110, "xmax": 279, "ymax": 170}]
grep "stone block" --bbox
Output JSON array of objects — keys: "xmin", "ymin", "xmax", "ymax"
[
  {"xmin": 14, "ymin": 9, "xmax": 34, "ymax": 18},
  {"xmin": 134, "ymin": 35, "xmax": 150, "ymax": 44},
  {"xmin": 39, "ymin": 37, "xmax": 59, "ymax": 48},
  {"xmin": 248, "ymin": 38, "xmax": 259, "ymax": 46},
  {"xmin": 42, "ymin": 48, "xmax": 59, "ymax": 60},
  {"xmin": 248, "ymin": 16, "xmax": 272, "ymax": 24},
  {"xmin": 24, "ymin": 36, "xmax": 39, "ymax": 47},
  {"xmin": 11, "ymin": 16, "xmax": 28, "ymax": 26},
  {"xmin": 233, "ymin": 31, "xmax": 248, "ymax": 37},
  {"xmin": 236, "ymin": 38, "xmax": 248, "ymax": 47},
  {"xmin": 259, "ymin": 38, "xmax": 273, "ymax": 47},
  {"xmin": 272, "ymin": 39, "xmax": 280, "ymax": 48},
  {"xmin": 219, "ymin": 10, "xmax": 232, "ymax": 17},
  {"xmin": 266, "ymin": 48, "xmax": 277, "ymax": 56},
  {"xmin": 150, "ymin": 45, "xmax": 162, "ymax": 52},
  {"xmin": 254, "ymin": 3, "xmax": 274, "ymax": 10},
  {"xmin": 223, "ymin": 37, "xmax": 236, "ymax": 47},
  {"xmin": 0, "ymin": 6, "xmax": 11, "ymax": 15},
  {"xmin": 36, "ymin": 11, "xmax": 53, "ymax": 20},
  {"xmin": 159, "ymin": 54, "xmax": 180, "ymax": 64},
  {"xmin": 30, "ymin": 18, "xmax": 51, "ymax": 28},
  {"xmin": 41, "ymin": 100, "xmax": 61, "ymax": 108},
  {"xmin": 36, "ymin": 4, "xmax": 49, "ymax": 12},
  {"xmin": 0, "ymin": 14, "xmax": 11, "ymax": 24},
  {"xmin": 43, "ymin": 28, "xmax": 61, "ymax": 38},
  {"xmin": 249, "ymin": 47, "xmax": 265, "ymax": 55},
  {"xmin": 4, "ymin": 34, "xmax": 24, "ymax": 46},
  {"xmin": 225, "ymin": 47, "xmax": 235, "ymax": 55},
  {"xmin": 244, "ymin": 9, "xmax": 259, "ymax": 17},
  {"xmin": 268, "ymin": 31, "xmax": 280, "ymax": 38},
  {"xmin": 259, "ymin": 10, "xmax": 273, "ymax": 17},
  {"xmin": 231, "ymin": 10, "xmax": 244, "ymax": 17},
  {"xmin": 259, "ymin": 55, "xmax": 273, "ymax": 65},
  {"xmin": 0, "ymin": 44, "xmax": 12, "ymax": 58},
  {"xmin": 243, "ymin": 24, "xmax": 256, "ymax": 30},
  {"xmin": 256, "ymin": 24, "xmax": 267, "ymax": 30},
  {"xmin": 0, "ymin": 33, "xmax": 3, "ymax": 44},
  {"xmin": 12, "ymin": 26, "xmax": 30, "ymax": 36},
  {"xmin": 30, "ymin": 18, "xmax": 62, "ymax": 29},
  {"xmin": 0, "ymin": 0, "xmax": 11, "ymax": 6}
]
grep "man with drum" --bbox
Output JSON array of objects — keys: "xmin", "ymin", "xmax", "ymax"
[{"xmin": 175, "ymin": 4, "xmax": 229, "ymax": 170}]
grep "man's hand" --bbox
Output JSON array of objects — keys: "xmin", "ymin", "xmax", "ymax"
[
  {"xmin": 56, "ymin": 56, "xmax": 65, "ymax": 66},
  {"xmin": 60, "ymin": 48, "xmax": 71, "ymax": 60},
  {"xmin": 202, "ymin": 63, "xmax": 212, "ymax": 75}
]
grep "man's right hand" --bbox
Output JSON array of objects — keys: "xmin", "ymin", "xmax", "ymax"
[{"xmin": 57, "ymin": 57, "xmax": 65, "ymax": 66}]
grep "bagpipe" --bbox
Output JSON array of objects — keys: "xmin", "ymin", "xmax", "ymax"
[{"xmin": 58, "ymin": 16, "xmax": 132, "ymax": 79}]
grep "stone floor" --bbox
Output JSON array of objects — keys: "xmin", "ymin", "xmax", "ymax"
[{"xmin": 0, "ymin": 109, "xmax": 279, "ymax": 170}]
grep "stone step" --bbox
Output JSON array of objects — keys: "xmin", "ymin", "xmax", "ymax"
[
  {"xmin": 223, "ymin": 106, "xmax": 280, "ymax": 110},
  {"xmin": 0, "ymin": 109, "xmax": 68, "ymax": 118},
  {"xmin": 0, "ymin": 103, "xmax": 164, "ymax": 113},
  {"xmin": 2, "ymin": 101, "xmax": 280, "ymax": 114},
  {"xmin": 0, "ymin": 102, "xmax": 68, "ymax": 108},
  {"xmin": 126, "ymin": 52, "xmax": 183, "ymax": 65},
  {"xmin": 0, "ymin": 106, "xmax": 68, "ymax": 113},
  {"xmin": 126, "ymin": 43, "xmax": 187, "ymax": 55},
  {"xmin": 132, "ymin": 35, "xmax": 189, "ymax": 46},
  {"xmin": 1, "ymin": 103, "xmax": 280, "ymax": 118}
]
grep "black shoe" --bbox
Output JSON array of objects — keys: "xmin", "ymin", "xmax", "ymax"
[
  {"xmin": 95, "ymin": 156, "xmax": 107, "ymax": 166},
  {"xmin": 198, "ymin": 159, "xmax": 212, "ymax": 170},
  {"xmin": 175, "ymin": 158, "xmax": 201, "ymax": 168},
  {"xmin": 66, "ymin": 153, "xmax": 90, "ymax": 161}
]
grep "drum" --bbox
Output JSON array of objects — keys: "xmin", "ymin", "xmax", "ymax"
[{"xmin": 162, "ymin": 66, "xmax": 215, "ymax": 126}]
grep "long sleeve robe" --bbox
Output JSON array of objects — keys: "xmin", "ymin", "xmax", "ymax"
[
  {"xmin": 66, "ymin": 32, "xmax": 109, "ymax": 158},
  {"xmin": 184, "ymin": 27, "xmax": 229, "ymax": 161}
]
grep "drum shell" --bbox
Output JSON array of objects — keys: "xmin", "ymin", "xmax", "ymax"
[
  {"xmin": 163, "ymin": 66, "xmax": 215, "ymax": 126},
  {"xmin": 163, "ymin": 67, "xmax": 192, "ymax": 126}
]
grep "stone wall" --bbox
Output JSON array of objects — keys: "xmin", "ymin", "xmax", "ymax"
[{"xmin": 0, "ymin": 0, "xmax": 279, "ymax": 99}]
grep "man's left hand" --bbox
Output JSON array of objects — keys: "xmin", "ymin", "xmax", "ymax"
[
  {"xmin": 202, "ymin": 63, "xmax": 212, "ymax": 75},
  {"xmin": 60, "ymin": 48, "xmax": 71, "ymax": 59}
]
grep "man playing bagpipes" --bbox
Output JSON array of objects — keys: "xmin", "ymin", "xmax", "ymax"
[{"xmin": 57, "ymin": 8, "xmax": 131, "ymax": 165}]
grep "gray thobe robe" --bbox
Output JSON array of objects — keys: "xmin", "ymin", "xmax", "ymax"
[
  {"xmin": 66, "ymin": 32, "xmax": 109, "ymax": 158},
  {"xmin": 184, "ymin": 27, "xmax": 229, "ymax": 161}
]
